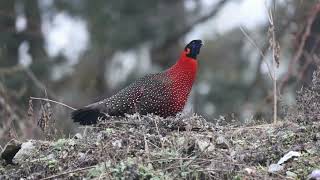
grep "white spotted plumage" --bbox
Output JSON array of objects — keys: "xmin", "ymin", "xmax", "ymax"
[
  {"xmin": 88, "ymin": 60, "xmax": 197, "ymax": 118},
  {"xmin": 72, "ymin": 40, "xmax": 201, "ymax": 125}
]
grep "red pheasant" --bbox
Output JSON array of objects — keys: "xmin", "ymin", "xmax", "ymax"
[{"xmin": 72, "ymin": 40, "xmax": 202, "ymax": 125}]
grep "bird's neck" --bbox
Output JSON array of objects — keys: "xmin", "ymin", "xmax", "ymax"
[
  {"xmin": 166, "ymin": 51, "xmax": 198, "ymax": 110},
  {"xmin": 168, "ymin": 52, "xmax": 198, "ymax": 77}
]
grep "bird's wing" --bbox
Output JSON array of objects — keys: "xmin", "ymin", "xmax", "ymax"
[
  {"xmin": 72, "ymin": 73, "xmax": 174, "ymax": 124},
  {"xmin": 134, "ymin": 73, "xmax": 175, "ymax": 116},
  {"xmin": 92, "ymin": 73, "xmax": 173, "ymax": 116}
]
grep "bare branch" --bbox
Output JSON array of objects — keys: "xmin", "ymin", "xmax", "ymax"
[
  {"xmin": 22, "ymin": 68, "xmax": 58, "ymax": 99},
  {"xmin": 0, "ymin": 65, "xmax": 58, "ymax": 99},
  {"xmin": 30, "ymin": 97, "xmax": 76, "ymax": 110},
  {"xmin": 267, "ymin": 3, "xmax": 279, "ymax": 124},
  {"xmin": 159, "ymin": 0, "xmax": 229, "ymax": 48},
  {"xmin": 240, "ymin": 26, "xmax": 273, "ymax": 80},
  {"xmin": 40, "ymin": 165, "xmax": 95, "ymax": 180}
]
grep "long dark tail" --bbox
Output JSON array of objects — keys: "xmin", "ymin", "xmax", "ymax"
[{"xmin": 71, "ymin": 107, "xmax": 105, "ymax": 125}]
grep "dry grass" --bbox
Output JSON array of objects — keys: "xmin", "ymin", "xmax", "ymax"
[{"xmin": 0, "ymin": 113, "xmax": 319, "ymax": 179}]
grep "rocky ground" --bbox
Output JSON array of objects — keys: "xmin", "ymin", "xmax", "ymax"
[{"xmin": 0, "ymin": 114, "xmax": 320, "ymax": 180}]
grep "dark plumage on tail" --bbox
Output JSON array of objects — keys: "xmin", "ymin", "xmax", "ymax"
[{"xmin": 71, "ymin": 107, "xmax": 105, "ymax": 125}]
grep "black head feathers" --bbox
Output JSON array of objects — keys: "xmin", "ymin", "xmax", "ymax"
[{"xmin": 184, "ymin": 40, "xmax": 203, "ymax": 59}]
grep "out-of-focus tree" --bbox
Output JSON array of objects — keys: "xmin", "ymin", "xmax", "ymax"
[
  {"xmin": 0, "ymin": 0, "xmax": 229, "ymax": 144},
  {"xmin": 0, "ymin": 0, "xmax": 50, "ymax": 144},
  {"xmin": 280, "ymin": 0, "xmax": 320, "ymax": 91},
  {"xmin": 2, "ymin": 0, "xmax": 320, "ymax": 145}
]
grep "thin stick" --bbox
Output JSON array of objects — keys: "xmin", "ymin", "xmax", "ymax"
[
  {"xmin": 77, "ymin": 121, "xmax": 145, "ymax": 128},
  {"xmin": 147, "ymin": 157, "xmax": 245, "ymax": 166},
  {"xmin": 153, "ymin": 118, "xmax": 164, "ymax": 148},
  {"xmin": 30, "ymin": 97, "xmax": 76, "ymax": 110},
  {"xmin": 268, "ymin": 6, "xmax": 278, "ymax": 124},
  {"xmin": 239, "ymin": 26, "xmax": 274, "ymax": 81},
  {"xmin": 23, "ymin": 68, "xmax": 58, "ymax": 99},
  {"xmin": 41, "ymin": 165, "xmax": 95, "ymax": 180}
]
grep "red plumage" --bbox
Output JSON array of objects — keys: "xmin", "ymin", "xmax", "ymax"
[
  {"xmin": 166, "ymin": 52, "xmax": 198, "ymax": 113},
  {"xmin": 72, "ymin": 40, "xmax": 202, "ymax": 125}
]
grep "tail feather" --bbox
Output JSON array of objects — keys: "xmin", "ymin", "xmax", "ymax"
[{"xmin": 71, "ymin": 107, "xmax": 104, "ymax": 125}]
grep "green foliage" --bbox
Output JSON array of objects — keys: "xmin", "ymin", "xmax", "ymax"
[
  {"xmin": 52, "ymin": 139, "xmax": 67, "ymax": 151},
  {"xmin": 47, "ymin": 159, "xmax": 58, "ymax": 169},
  {"xmin": 104, "ymin": 128, "xmax": 115, "ymax": 135},
  {"xmin": 87, "ymin": 157, "xmax": 170, "ymax": 179},
  {"xmin": 232, "ymin": 175, "xmax": 242, "ymax": 180},
  {"xmin": 87, "ymin": 161, "xmax": 111, "ymax": 178},
  {"xmin": 138, "ymin": 163, "xmax": 155, "ymax": 179}
]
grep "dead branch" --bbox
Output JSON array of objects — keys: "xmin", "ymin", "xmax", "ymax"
[
  {"xmin": 22, "ymin": 68, "xmax": 58, "ymax": 99},
  {"xmin": 0, "ymin": 65, "xmax": 58, "ymax": 99},
  {"xmin": 159, "ymin": 0, "xmax": 229, "ymax": 49},
  {"xmin": 267, "ymin": 6, "xmax": 280, "ymax": 124},
  {"xmin": 245, "ymin": 17, "xmax": 288, "ymax": 102},
  {"xmin": 40, "ymin": 165, "xmax": 96, "ymax": 180},
  {"xmin": 0, "ymin": 94, "xmax": 20, "ymax": 140},
  {"xmin": 240, "ymin": 26, "xmax": 273, "ymax": 81},
  {"xmin": 30, "ymin": 97, "xmax": 76, "ymax": 110}
]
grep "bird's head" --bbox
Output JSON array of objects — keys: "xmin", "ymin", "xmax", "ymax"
[{"xmin": 184, "ymin": 40, "xmax": 203, "ymax": 59}]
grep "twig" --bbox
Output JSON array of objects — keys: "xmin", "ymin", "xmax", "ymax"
[
  {"xmin": 103, "ymin": 121, "xmax": 144, "ymax": 126},
  {"xmin": 0, "ymin": 94, "xmax": 20, "ymax": 139},
  {"xmin": 0, "ymin": 64, "xmax": 58, "ymax": 99},
  {"xmin": 30, "ymin": 97, "xmax": 76, "ymax": 110},
  {"xmin": 240, "ymin": 26, "xmax": 273, "ymax": 81},
  {"xmin": 0, "ymin": 94, "xmax": 19, "ymax": 121},
  {"xmin": 170, "ymin": 144, "xmax": 212, "ymax": 179},
  {"xmin": 148, "ymin": 157, "xmax": 245, "ymax": 166},
  {"xmin": 185, "ymin": 144, "xmax": 211, "ymax": 168},
  {"xmin": 41, "ymin": 165, "xmax": 96, "ymax": 180},
  {"xmin": 144, "ymin": 133, "xmax": 149, "ymax": 155},
  {"xmin": 23, "ymin": 68, "xmax": 58, "ymax": 99},
  {"xmin": 194, "ymin": 168, "xmax": 241, "ymax": 173},
  {"xmin": 153, "ymin": 118, "xmax": 164, "ymax": 148},
  {"xmin": 77, "ymin": 120, "xmax": 145, "ymax": 128},
  {"xmin": 267, "ymin": 3, "xmax": 279, "ymax": 124},
  {"xmin": 244, "ymin": 17, "xmax": 288, "ymax": 102}
]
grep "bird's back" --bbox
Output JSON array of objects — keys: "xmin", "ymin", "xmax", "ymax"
[{"xmin": 95, "ymin": 73, "xmax": 177, "ymax": 116}]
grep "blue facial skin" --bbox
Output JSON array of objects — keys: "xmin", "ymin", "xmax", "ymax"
[{"xmin": 185, "ymin": 40, "xmax": 203, "ymax": 59}]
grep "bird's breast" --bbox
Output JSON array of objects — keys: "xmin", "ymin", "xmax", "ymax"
[{"xmin": 167, "ymin": 59, "xmax": 197, "ymax": 111}]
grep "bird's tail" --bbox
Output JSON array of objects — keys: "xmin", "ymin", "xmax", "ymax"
[{"xmin": 71, "ymin": 107, "xmax": 105, "ymax": 125}]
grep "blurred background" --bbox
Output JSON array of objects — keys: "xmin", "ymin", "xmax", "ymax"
[{"xmin": 1, "ymin": 0, "xmax": 320, "ymax": 144}]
